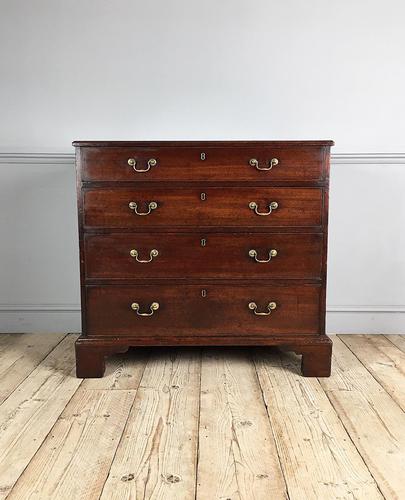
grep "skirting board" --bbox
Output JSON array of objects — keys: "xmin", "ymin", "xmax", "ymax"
[
  {"xmin": 327, "ymin": 308, "xmax": 405, "ymax": 334},
  {"xmin": 0, "ymin": 306, "xmax": 404, "ymax": 334}
]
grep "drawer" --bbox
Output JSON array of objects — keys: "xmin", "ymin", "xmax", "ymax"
[
  {"xmin": 84, "ymin": 233, "xmax": 323, "ymax": 280},
  {"xmin": 85, "ymin": 284, "xmax": 321, "ymax": 336},
  {"xmin": 79, "ymin": 145, "xmax": 326, "ymax": 182},
  {"xmin": 83, "ymin": 187, "xmax": 323, "ymax": 228}
]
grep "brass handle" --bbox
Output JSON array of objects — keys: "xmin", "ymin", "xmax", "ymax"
[
  {"xmin": 131, "ymin": 302, "xmax": 159, "ymax": 316},
  {"xmin": 249, "ymin": 249, "xmax": 277, "ymax": 263},
  {"xmin": 130, "ymin": 249, "xmax": 159, "ymax": 263},
  {"xmin": 128, "ymin": 158, "xmax": 157, "ymax": 173},
  {"xmin": 128, "ymin": 201, "xmax": 158, "ymax": 216},
  {"xmin": 249, "ymin": 158, "xmax": 279, "ymax": 171},
  {"xmin": 248, "ymin": 301, "xmax": 277, "ymax": 316},
  {"xmin": 249, "ymin": 201, "xmax": 278, "ymax": 216}
]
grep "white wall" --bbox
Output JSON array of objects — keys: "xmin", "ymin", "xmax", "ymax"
[{"xmin": 0, "ymin": 1, "xmax": 404, "ymax": 333}]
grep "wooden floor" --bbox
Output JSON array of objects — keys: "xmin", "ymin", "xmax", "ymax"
[{"xmin": 0, "ymin": 335, "xmax": 404, "ymax": 499}]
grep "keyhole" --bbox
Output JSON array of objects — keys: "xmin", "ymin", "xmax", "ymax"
[
  {"xmin": 201, "ymin": 238, "xmax": 206, "ymax": 247},
  {"xmin": 201, "ymin": 289, "xmax": 207, "ymax": 297},
  {"xmin": 200, "ymin": 152, "xmax": 206, "ymax": 161},
  {"xmin": 200, "ymin": 192, "xmax": 206, "ymax": 201}
]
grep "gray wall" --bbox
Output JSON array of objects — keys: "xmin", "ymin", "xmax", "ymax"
[{"xmin": 0, "ymin": 0, "xmax": 404, "ymax": 332}]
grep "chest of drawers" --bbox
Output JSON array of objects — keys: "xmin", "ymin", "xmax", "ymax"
[{"xmin": 74, "ymin": 140, "xmax": 333, "ymax": 378}]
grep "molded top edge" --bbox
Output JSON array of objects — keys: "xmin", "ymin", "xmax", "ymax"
[{"xmin": 72, "ymin": 140, "xmax": 334, "ymax": 147}]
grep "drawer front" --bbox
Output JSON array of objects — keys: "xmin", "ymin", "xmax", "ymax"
[
  {"xmin": 84, "ymin": 233, "xmax": 323, "ymax": 280},
  {"xmin": 80, "ymin": 146, "xmax": 325, "ymax": 182},
  {"xmin": 86, "ymin": 284, "xmax": 320, "ymax": 336},
  {"xmin": 83, "ymin": 187, "xmax": 323, "ymax": 228}
]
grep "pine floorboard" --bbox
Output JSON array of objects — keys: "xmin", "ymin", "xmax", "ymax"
[{"xmin": 0, "ymin": 333, "xmax": 404, "ymax": 499}]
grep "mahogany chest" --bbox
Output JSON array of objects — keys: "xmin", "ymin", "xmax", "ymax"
[{"xmin": 73, "ymin": 140, "xmax": 333, "ymax": 377}]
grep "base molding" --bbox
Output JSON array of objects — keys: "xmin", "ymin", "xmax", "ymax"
[{"xmin": 75, "ymin": 334, "xmax": 332, "ymax": 378}]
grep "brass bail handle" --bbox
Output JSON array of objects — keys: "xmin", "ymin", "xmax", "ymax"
[
  {"xmin": 249, "ymin": 201, "xmax": 278, "ymax": 216},
  {"xmin": 128, "ymin": 158, "xmax": 157, "ymax": 173},
  {"xmin": 249, "ymin": 249, "xmax": 277, "ymax": 263},
  {"xmin": 248, "ymin": 302, "xmax": 277, "ymax": 316},
  {"xmin": 249, "ymin": 158, "xmax": 279, "ymax": 171},
  {"xmin": 131, "ymin": 302, "xmax": 159, "ymax": 316},
  {"xmin": 130, "ymin": 249, "xmax": 159, "ymax": 263},
  {"xmin": 128, "ymin": 201, "xmax": 158, "ymax": 216}
]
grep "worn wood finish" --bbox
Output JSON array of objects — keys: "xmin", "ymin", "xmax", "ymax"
[
  {"xmin": 387, "ymin": 334, "xmax": 405, "ymax": 353},
  {"xmin": 100, "ymin": 349, "xmax": 200, "ymax": 500},
  {"xmin": 0, "ymin": 335, "xmax": 81, "ymax": 499},
  {"xmin": 83, "ymin": 186, "xmax": 323, "ymax": 229},
  {"xmin": 85, "ymin": 232, "xmax": 323, "ymax": 280},
  {"xmin": 74, "ymin": 141, "xmax": 333, "ymax": 378},
  {"xmin": 254, "ymin": 347, "xmax": 383, "ymax": 500},
  {"xmin": 0, "ymin": 332, "xmax": 66, "ymax": 405},
  {"xmin": 1, "ymin": 334, "xmax": 405, "ymax": 499},
  {"xmin": 85, "ymin": 284, "xmax": 321, "ymax": 337},
  {"xmin": 320, "ymin": 336, "xmax": 405, "ymax": 499},
  {"xmin": 8, "ymin": 389, "xmax": 136, "ymax": 500},
  {"xmin": 197, "ymin": 349, "xmax": 287, "ymax": 499},
  {"xmin": 340, "ymin": 334, "xmax": 405, "ymax": 411}
]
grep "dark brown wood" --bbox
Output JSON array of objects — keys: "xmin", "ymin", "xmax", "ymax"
[
  {"xmin": 80, "ymin": 145, "xmax": 326, "ymax": 182},
  {"xmin": 75, "ymin": 337, "xmax": 129, "ymax": 378},
  {"xmin": 73, "ymin": 140, "xmax": 334, "ymax": 147},
  {"xmin": 285, "ymin": 337, "xmax": 333, "ymax": 377},
  {"xmin": 83, "ymin": 187, "xmax": 323, "ymax": 229},
  {"xmin": 84, "ymin": 233, "xmax": 323, "ymax": 280},
  {"xmin": 74, "ymin": 141, "xmax": 333, "ymax": 378},
  {"xmin": 85, "ymin": 284, "xmax": 321, "ymax": 337}
]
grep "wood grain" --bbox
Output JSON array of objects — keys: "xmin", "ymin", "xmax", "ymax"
[
  {"xmin": 387, "ymin": 334, "xmax": 405, "ymax": 353},
  {"xmin": 320, "ymin": 336, "xmax": 405, "ymax": 499},
  {"xmin": 0, "ymin": 335, "xmax": 81, "ymax": 499},
  {"xmin": 85, "ymin": 284, "xmax": 321, "ymax": 337},
  {"xmin": 197, "ymin": 349, "xmax": 287, "ymax": 500},
  {"xmin": 100, "ymin": 349, "xmax": 200, "ymax": 500},
  {"xmin": 83, "ymin": 187, "xmax": 323, "ymax": 229},
  {"xmin": 254, "ymin": 347, "xmax": 383, "ymax": 500},
  {"xmin": 340, "ymin": 334, "xmax": 405, "ymax": 411},
  {"xmin": 84, "ymin": 232, "xmax": 323, "ymax": 280},
  {"xmin": 80, "ymin": 144, "xmax": 327, "ymax": 182},
  {"xmin": 0, "ymin": 333, "xmax": 66, "ymax": 404},
  {"xmin": 7, "ymin": 389, "xmax": 135, "ymax": 500},
  {"xmin": 1, "ymin": 334, "xmax": 404, "ymax": 499}
]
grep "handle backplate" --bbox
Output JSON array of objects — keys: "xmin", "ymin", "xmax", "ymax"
[
  {"xmin": 249, "ymin": 201, "xmax": 278, "ymax": 216},
  {"xmin": 248, "ymin": 301, "xmax": 277, "ymax": 316},
  {"xmin": 249, "ymin": 249, "xmax": 277, "ymax": 263},
  {"xmin": 249, "ymin": 158, "xmax": 279, "ymax": 171},
  {"xmin": 130, "ymin": 249, "xmax": 159, "ymax": 263},
  {"xmin": 128, "ymin": 158, "xmax": 157, "ymax": 173},
  {"xmin": 131, "ymin": 302, "xmax": 159, "ymax": 316},
  {"xmin": 128, "ymin": 201, "xmax": 158, "ymax": 216}
]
